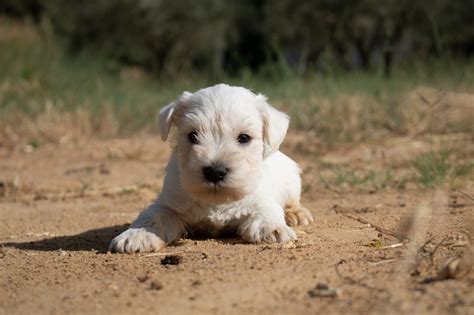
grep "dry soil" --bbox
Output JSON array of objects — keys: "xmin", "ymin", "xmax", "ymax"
[{"xmin": 0, "ymin": 133, "xmax": 472, "ymax": 315}]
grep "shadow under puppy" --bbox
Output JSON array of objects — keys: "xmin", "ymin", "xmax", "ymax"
[{"xmin": 110, "ymin": 84, "xmax": 313, "ymax": 253}]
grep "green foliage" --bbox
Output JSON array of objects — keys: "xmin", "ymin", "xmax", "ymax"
[
  {"xmin": 366, "ymin": 239, "xmax": 384, "ymax": 248},
  {"xmin": 411, "ymin": 150, "xmax": 474, "ymax": 188},
  {"xmin": 318, "ymin": 162, "xmax": 405, "ymax": 190},
  {"xmin": 27, "ymin": 139, "xmax": 39, "ymax": 149},
  {"xmin": 43, "ymin": 0, "xmax": 241, "ymax": 77},
  {"xmin": 412, "ymin": 151, "xmax": 451, "ymax": 187},
  {"xmin": 2, "ymin": 0, "xmax": 473, "ymax": 78},
  {"xmin": 0, "ymin": 19, "xmax": 204, "ymax": 133},
  {"xmin": 317, "ymin": 149, "xmax": 473, "ymax": 190}
]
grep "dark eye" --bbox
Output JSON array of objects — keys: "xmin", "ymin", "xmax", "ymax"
[
  {"xmin": 237, "ymin": 133, "xmax": 251, "ymax": 144},
  {"xmin": 188, "ymin": 131, "xmax": 199, "ymax": 144}
]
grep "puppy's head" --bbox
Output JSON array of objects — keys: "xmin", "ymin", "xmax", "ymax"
[{"xmin": 159, "ymin": 84, "xmax": 289, "ymax": 204}]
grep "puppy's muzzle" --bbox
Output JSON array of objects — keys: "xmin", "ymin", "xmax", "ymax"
[{"xmin": 203, "ymin": 165, "xmax": 229, "ymax": 183}]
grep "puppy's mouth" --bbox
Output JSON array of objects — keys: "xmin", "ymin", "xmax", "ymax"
[
  {"xmin": 188, "ymin": 181, "xmax": 247, "ymax": 204},
  {"xmin": 180, "ymin": 166, "xmax": 251, "ymax": 204},
  {"xmin": 207, "ymin": 183, "xmax": 223, "ymax": 194},
  {"xmin": 204, "ymin": 181, "xmax": 232, "ymax": 196}
]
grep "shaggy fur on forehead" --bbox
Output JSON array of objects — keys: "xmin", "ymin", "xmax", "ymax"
[
  {"xmin": 191, "ymin": 84, "xmax": 262, "ymax": 105},
  {"xmin": 177, "ymin": 84, "xmax": 265, "ymax": 120},
  {"xmin": 167, "ymin": 85, "xmax": 266, "ymax": 146}
]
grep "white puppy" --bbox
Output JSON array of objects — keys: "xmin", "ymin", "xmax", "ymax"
[{"xmin": 110, "ymin": 84, "xmax": 313, "ymax": 253}]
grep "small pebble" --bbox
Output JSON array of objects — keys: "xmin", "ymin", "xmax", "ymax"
[
  {"xmin": 161, "ymin": 255, "xmax": 183, "ymax": 265},
  {"xmin": 149, "ymin": 280, "xmax": 163, "ymax": 290},
  {"xmin": 308, "ymin": 282, "xmax": 340, "ymax": 298},
  {"xmin": 137, "ymin": 274, "xmax": 150, "ymax": 283},
  {"xmin": 282, "ymin": 241, "xmax": 296, "ymax": 249}
]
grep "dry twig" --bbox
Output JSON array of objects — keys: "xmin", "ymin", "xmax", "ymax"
[
  {"xmin": 33, "ymin": 184, "xmax": 140, "ymax": 200},
  {"xmin": 378, "ymin": 243, "xmax": 404, "ymax": 250},
  {"xmin": 335, "ymin": 259, "xmax": 374, "ymax": 290},
  {"xmin": 339, "ymin": 213, "xmax": 407, "ymax": 241},
  {"xmin": 454, "ymin": 189, "xmax": 474, "ymax": 202},
  {"xmin": 422, "ymin": 252, "xmax": 472, "ymax": 284},
  {"xmin": 428, "ymin": 236, "xmax": 449, "ymax": 266},
  {"xmin": 370, "ymin": 259, "xmax": 398, "ymax": 267}
]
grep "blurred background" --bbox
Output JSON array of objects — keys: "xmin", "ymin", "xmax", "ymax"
[
  {"xmin": 1, "ymin": 3, "xmax": 474, "ymax": 313},
  {"xmin": 0, "ymin": 0, "xmax": 473, "ymax": 144}
]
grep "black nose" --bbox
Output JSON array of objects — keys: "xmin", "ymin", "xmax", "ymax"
[{"xmin": 203, "ymin": 165, "xmax": 228, "ymax": 183}]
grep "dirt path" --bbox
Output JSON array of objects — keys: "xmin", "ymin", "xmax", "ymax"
[{"xmin": 0, "ymin": 135, "xmax": 472, "ymax": 315}]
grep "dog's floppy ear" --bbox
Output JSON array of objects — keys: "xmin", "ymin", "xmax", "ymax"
[
  {"xmin": 257, "ymin": 94, "xmax": 290, "ymax": 157},
  {"xmin": 159, "ymin": 91, "xmax": 192, "ymax": 141}
]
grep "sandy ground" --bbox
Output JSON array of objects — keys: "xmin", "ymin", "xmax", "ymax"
[{"xmin": 0, "ymin": 133, "xmax": 472, "ymax": 315}]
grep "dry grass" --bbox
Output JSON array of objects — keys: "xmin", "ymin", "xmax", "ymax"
[
  {"xmin": 0, "ymin": 104, "xmax": 119, "ymax": 149},
  {"xmin": 287, "ymin": 86, "xmax": 474, "ymax": 142},
  {"xmin": 1, "ymin": 18, "xmax": 474, "ymax": 149},
  {"xmin": 2, "ymin": 84, "xmax": 473, "ymax": 150},
  {"xmin": 402, "ymin": 87, "xmax": 474, "ymax": 135}
]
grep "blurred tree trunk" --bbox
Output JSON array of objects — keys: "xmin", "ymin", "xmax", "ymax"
[
  {"xmin": 211, "ymin": 36, "xmax": 225, "ymax": 79},
  {"xmin": 426, "ymin": 11, "xmax": 443, "ymax": 56},
  {"xmin": 383, "ymin": 10, "xmax": 408, "ymax": 77}
]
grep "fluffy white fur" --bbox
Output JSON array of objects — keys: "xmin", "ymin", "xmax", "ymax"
[{"xmin": 110, "ymin": 84, "xmax": 313, "ymax": 253}]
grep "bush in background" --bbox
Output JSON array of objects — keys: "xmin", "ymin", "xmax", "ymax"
[{"xmin": 1, "ymin": 0, "xmax": 473, "ymax": 78}]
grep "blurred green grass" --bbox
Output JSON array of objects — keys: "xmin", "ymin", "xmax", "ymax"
[
  {"xmin": 0, "ymin": 19, "xmax": 203, "ymax": 133},
  {"xmin": 1, "ymin": 18, "xmax": 473, "ymax": 138},
  {"xmin": 412, "ymin": 150, "xmax": 474, "ymax": 188}
]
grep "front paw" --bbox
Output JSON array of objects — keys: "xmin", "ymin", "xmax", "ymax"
[
  {"xmin": 285, "ymin": 205, "xmax": 314, "ymax": 227},
  {"xmin": 240, "ymin": 219, "xmax": 297, "ymax": 244},
  {"xmin": 109, "ymin": 228, "xmax": 166, "ymax": 253}
]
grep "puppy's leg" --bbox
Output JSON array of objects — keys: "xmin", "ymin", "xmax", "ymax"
[
  {"xmin": 109, "ymin": 202, "xmax": 185, "ymax": 253},
  {"xmin": 284, "ymin": 203, "xmax": 314, "ymax": 227},
  {"xmin": 238, "ymin": 199, "xmax": 297, "ymax": 244},
  {"xmin": 262, "ymin": 151, "xmax": 313, "ymax": 228}
]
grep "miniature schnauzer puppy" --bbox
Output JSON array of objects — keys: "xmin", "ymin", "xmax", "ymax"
[{"xmin": 110, "ymin": 84, "xmax": 313, "ymax": 253}]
